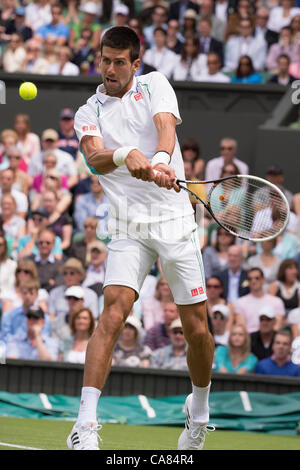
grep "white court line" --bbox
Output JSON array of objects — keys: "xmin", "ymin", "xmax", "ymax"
[
  {"xmin": 138, "ymin": 395, "xmax": 156, "ymax": 418},
  {"xmin": 240, "ymin": 391, "xmax": 252, "ymax": 412},
  {"xmin": 0, "ymin": 442, "xmax": 42, "ymax": 450}
]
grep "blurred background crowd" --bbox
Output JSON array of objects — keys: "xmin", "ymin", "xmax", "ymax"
[{"xmin": 1, "ymin": 0, "xmax": 300, "ymax": 379}]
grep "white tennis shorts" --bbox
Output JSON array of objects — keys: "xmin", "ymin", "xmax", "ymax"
[{"xmin": 103, "ymin": 215, "xmax": 207, "ymax": 305}]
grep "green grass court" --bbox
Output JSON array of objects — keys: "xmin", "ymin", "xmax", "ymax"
[{"xmin": 0, "ymin": 417, "xmax": 299, "ymax": 450}]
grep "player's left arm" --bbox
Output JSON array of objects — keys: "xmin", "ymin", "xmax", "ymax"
[{"xmin": 152, "ymin": 112, "xmax": 180, "ymax": 192}]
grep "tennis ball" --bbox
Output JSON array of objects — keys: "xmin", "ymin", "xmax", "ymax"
[{"xmin": 19, "ymin": 82, "xmax": 37, "ymax": 100}]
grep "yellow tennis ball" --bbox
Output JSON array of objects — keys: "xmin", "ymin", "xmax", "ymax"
[{"xmin": 19, "ymin": 82, "xmax": 37, "ymax": 100}]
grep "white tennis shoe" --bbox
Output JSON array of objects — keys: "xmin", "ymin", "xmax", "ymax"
[
  {"xmin": 67, "ymin": 421, "xmax": 103, "ymax": 450},
  {"xmin": 178, "ymin": 394, "xmax": 215, "ymax": 450}
]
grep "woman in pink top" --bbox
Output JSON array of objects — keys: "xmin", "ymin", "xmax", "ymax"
[
  {"xmin": 141, "ymin": 276, "xmax": 174, "ymax": 331},
  {"xmin": 14, "ymin": 113, "xmax": 41, "ymax": 170}
]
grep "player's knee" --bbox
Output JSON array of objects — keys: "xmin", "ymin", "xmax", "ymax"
[{"xmin": 184, "ymin": 320, "xmax": 210, "ymax": 347}]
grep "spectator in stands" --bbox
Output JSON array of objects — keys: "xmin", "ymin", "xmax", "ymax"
[
  {"xmin": 197, "ymin": 17, "xmax": 224, "ymax": 65},
  {"xmin": 141, "ymin": 276, "xmax": 174, "ymax": 331},
  {"xmin": 267, "ymin": 0, "xmax": 300, "ymax": 34},
  {"xmin": 2, "ymin": 32, "xmax": 26, "ymax": 72},
  {"xmin": 139, "ymin": 0, "xmax": 169, "ymax": 26},
  {"xmin": 250, "ymin": 305, "xmax": 277, "ymax": 360},
  {"xmin": 214, "ymin": 0, "xmax": 229, "ymax": 24},
  {"xmin": 172, "ymin": 35, "xmax": 207, "ymax": 81},
  {"xmin": 13, "ymin": 113, "xmax": 41, "ymax": 171},
  {"xmin": 198, "ymin": 52, "xmax": 230, "ymax": 83},
  {"xmin": 290, "ymin": 14, "xmax": 300, "ymax": 44},
  {"xmin": 69, "ymin": 2, "xmax": 101, "ymax": 51},
  {"xmin": 69, "ymin": 216, "xmax": 99, "ymax": 267},
  {"xmin": 266, "ymin": 26, "xmax": 298, "ymax": 73},
  {"xmin": 4, "ymin": 6, "xmax": 33, "ymax": 43},
  {"xmin": 143, "ymin": 5, "xmax": 168, "ymax": 47},
  {"xmin": 17, "ymin": 207, "xmax": 62, "ymax": 260},
  {"xmin": 0, "ymin": 128, "xmax": 18, "ymax": 171},
  {"xmin": 1, "ymin": 278, "xmax": 51, "ymax": 344},
  {"xmin": 166, "ymin": 18, "xmax": 183, "ymax": 54},
  {"xmin": 42, "ymin": 34, "xmax": 58, "ymax": 65},
  {"xmin": 168, "ymin": 0, "xmax": 199, "ymax": 27},
  {"xmin": 48, "ymin": 257, "xmax": 99, "ymax": 319},
  {"xmin": 82, "ymin": 240, "xmax": 107, "ymax": 297},
  {"xmin": 58, "ymin": 307, "xmax": 95, "ymax": 364},
  {"xmin": 231, "ymin": 55, "xmax": 264, "ymax": 84},
  {"xmin": 6, "ymin": 306, "xmax": 58, "ymax": 361},
  {"xmin": 27, "ymin": 128, "xmax": 78, "ymax": 189},
  {"xmin": 18, "ymin": 37, "xmax": 50, "ymax": 75},
  {"xmin": 51, "ymin": 285, "xmax": 85, "ymax": 340},
  {"xmin": 225, "ymin": 18, "xmax": 267, "ymax": 72},
  {"xmin": 203, "ymin": 226, "xmax": 236, "ymax": 279},
  {"xmin": 56, "ymin": 108, "xmax": 79, "ymax": 161},
  {"xmin": 1, "ymin": 193, "xmax": 25, "ymax": 245},
  {"xmin": 255, "ymin": 329, "xmax": 300, "ymax": 376},
  {"xmin": 205, "ymin": 137, "xmax": 249, "ymax": 180},
  {"xmin": 181, "ymin": 138, "xmax": 204, "ymax": 180},
  {"xmin": 0, "ymin": 0, "xmax": 16, "ymax": 31},
  {"xmin": 216, "ymin": 245, "xmax": 250, "ymax": 304},
  {"xmin": 214, "ymin": 324, "xmax": 258, "ymax": 373},
  {"xmin": 72, "ymin": 28, "xmax": 94, "ymax": 69},
  {"xmin": 206, "ymin": 275, "xmax": 234, "ymax": 327},
  {"xmin": 244, "ymin": 239, "xmax": 281, "ymax": 289},
  {"xmin": 135, "ymin": 41, "xmax": 157, "ymax": 76},
  {"xmin": 25, "ymin": 0, "xmax": 52, "ymax": 33},
  {"xmin": 253, "ymin": 7, "xmax": 279, "ymax": 50},
  {"xmin": 144, "ymin": 301, "xmax": 179, "ymax": 351},
  {"xmin": 264, "ymin": 165, "xmax": 294, "ymax": 208},
  {"xmin": 183, "ymin": 158, "xmax": 207, "ymax": 207},
  {"xmin": 288, "ymin": 43, "xmax": 300, "ymax": 78},
  {"xmin": 287, "ymin": 306, "xmax": 300, "ymax": 338},
  {"xmin": 143, "ymin": 26, "xmax": 177, "ymax": 79},
  {"xmin": 0, "ymin": 234, "xmax": 16, "ymax": 302},
  {"xmin": 49, "ymin": 46, "xmax": 80, "ymax": 76},
  {"xmin": 150, "ymin": 318, "xmax": 188, "ymax": 370},
  {"xmin": 26, "ymin": 228, "xmax": 64, "ymax": 292},
  {"xmin": 268, "ymin": 258, "xmax": 300, "ymax": 315},
  {"xmin": 234, "ymin": 267, "xmax": 285, "ymax": 333},
  {"xmin": 112, "ymin": 315, "xmax": 151, "ymax": 368},
  {"xmin": 0, "ymin": 168, "xmax": 28, "ymax": 218},
  {"xmin": 30, "ymin": 150, "xmax": 68, "ymax": 195},
  {"xmin": 30, "ymin": 168, "xmax": 72, "ymax": 216},
  {"xmin": 198, "ymin": 0, "xmax": 226, "ymax": 42},
  {"xmin": 6, "ymin": 146, "xmax": 31, "ymax": 195},
  {"xmin": 225, "ymin": 0, "xmax": 256, "ymax": 39},
  {"xmin": 211, "ymin": 304, "xmax": 230, "ymax": 346},
  {"xmin": 35, "ymin": 3, "xmax": 70, "ymax": 46},
  {"xmin": 268, "ymin": 53, "xmax": 297, "ymax": 84},
  {"xmin": 181, "ymin": 8, "xmax": 197, "ymax": 38},
  {"xmin": 74, "ymin": 175, "xmax": 109, "ymax": 234},
  {"xmin": 128, "ymin": 17, "xmax": 145, "ymax": 45}
]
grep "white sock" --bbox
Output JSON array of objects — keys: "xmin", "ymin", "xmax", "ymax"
[
  {"xmin": 77, "ymin": 387, "xmax": 101, "ymax": 425},
  {"xmin": 191, "ymin": 382, "xmax": 211, "ymax": 424}
]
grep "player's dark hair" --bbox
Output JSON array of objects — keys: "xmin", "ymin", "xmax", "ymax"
[{"xmin": 100, "ymin": 26, "xmax": 140, "ymax": 62}]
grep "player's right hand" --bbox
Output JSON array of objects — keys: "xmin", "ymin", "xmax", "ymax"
[{"xmin": 126, "ymin": 150, "xmax": 155, "ymax": 182}]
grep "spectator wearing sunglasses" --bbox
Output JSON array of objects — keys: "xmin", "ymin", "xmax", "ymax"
[
  {"xmin": 18, "ymin": 38, "xmax": 49, "ymax": 74},
  {"xmin": 231, "ymin": 55, "xmax": 263, "ymax": 84},
  {"xmin": 150, "ymin": 318, "xmax": 188, "ymax": 370},
  {"xmin": 204, "ymin": 137, "xmax": 249, "ymax": 181},
  {"xmin": 6, "ymin": 146, "xmax": 31, "ymax": 195}
]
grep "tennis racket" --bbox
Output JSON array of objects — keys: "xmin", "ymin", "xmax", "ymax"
[{"xmin": 173, "ymin": 174, "xmax": 290, "ymax": 242}]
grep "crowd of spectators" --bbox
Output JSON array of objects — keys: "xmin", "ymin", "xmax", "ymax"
[
  {"xmin": 0, "ymin": 0, "xmax": 300, "ymax": 379},
  {"xmin": 2, "ymin": 0, "xmax": 300, "ymax": 83}
]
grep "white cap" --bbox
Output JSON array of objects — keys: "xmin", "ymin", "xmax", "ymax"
[
  {"xmin": 80, "ymin": 2, "xmax": 99, "ymax": 15},
  {"xmin": 170, "ymin": 318, "xmax": 182, "ymax": 330},
  {"xmin": 212, "ymin": 304, "xmax": 229, "ymax": 318},
  {"xmin": 65, "ymin": 286, "xmax": 85, "ymax": 299},
  {"xmin": 258, "ymin": 305, "xmax": 276, "ymax": 319},
  {"xmin": 125, "ymin": 315, "xmax": 142, "ymax": 338},
  {"xmin": 114, "ymin": 4, "xmax": 129, "ymax": 15}
]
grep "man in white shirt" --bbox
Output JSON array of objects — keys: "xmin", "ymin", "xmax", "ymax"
[
  {"xmin": 205, "ymin": 137, "xmax": 249, "ymax": 181},
  {"xmin": 0, "ymin": 167, "xmax": 28, "ymax": 217},
  {"xmin": 199, "ymin": 52, "xmax": 230, "ymax": 82},
  {"xmin": 67, "ymin": 26, "xmax": 214, "ymax": 452},
  {"xmin": 224, "ymin": 17, "xmax": 267, "ymax": 71},
  {"xmin": 143, "ymin": 26, "xmax": 177, "ymax": 79}
]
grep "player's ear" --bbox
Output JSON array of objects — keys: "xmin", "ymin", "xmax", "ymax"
[{"xmin": 132, "ymin": 58, "xmax": 140, "ymax": 73}]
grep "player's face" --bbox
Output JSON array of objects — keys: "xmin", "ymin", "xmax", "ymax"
[{"xmin": 100, "ymin": 46, "xmax": 140, "ymax": 98}]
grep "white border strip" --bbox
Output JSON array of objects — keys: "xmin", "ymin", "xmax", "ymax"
[{"xmin": 0, "ymin": 442, "xmax": 42, "ymax": 450}]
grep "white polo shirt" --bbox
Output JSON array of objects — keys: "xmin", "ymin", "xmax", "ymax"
[{"xmin": 74, "ymin": 71, "xmax": 193, "ymax": 226}]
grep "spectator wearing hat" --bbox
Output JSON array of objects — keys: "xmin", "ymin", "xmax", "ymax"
[
  {"xmin": 6, "ymin": 306, "xmax": 58, "ymax": 361},
  {"xmin": 26, "ymin": 228, "xmax": 64, "ymax": 292},
  {"xmin": 27, "ymin": 129, "xmax": 78, "ymax": 189},
  {"xmin": 144, "ymin": 301, "xmax": 179, "ymax": 351},
  {"xmin": 168, "ymin": 0, "xmax": 199, "ymax": 26},
  {"xmin": 143, "ymin": 5, "xmax": 168, "ymax": 48},
  {"xmin": 150, "ymin": 318, "xmax": 188, "ymax": 370},
  {"xmin": 211, "ymin": 304, "xmax": 230, "ymax": 347},
  {"xmin": 250, "ymin": 306, "xmax": 277, "ymax": 360},
  {"xmin": 181, "ymin": 8, "xmax": 197, "ymax": 38},
  {"xmin": 5, "ymin": 7, "xmax": 33, "ymax": 43},
  {"xmin": 82, "ymin": 240, "xmax": 107, "ymax": 297},
  {"xmin": 56, "ymin": 108, "xmax": 79, "ymax": 161},
  {"xmin": 58, "ymin": 307, "xmax": 95, "ymax": 364},
  {"xmin": 48, "ymin": 258, "xmax": 99, "ymax": 319},
  {"xmin": 255, "ymin": 329, "xmax": 300, "ymax": 377},
  {"xmin": 112, "ymin": 315, "xmax": 151, "ymax": 368},
  {"xmin": 35, "ymin": 3, "xmax": 70, "ymax": 46},
  {"xmin": 69, "ymin": 2, "xmax": 101, "ymax": 51},
  {"xmin": 51, "ymin": 285, "xmax": 86, "ymax": 341},
  {"xmin": 74, "ymin": 175, "xmax": 110, "ymax": 234}
]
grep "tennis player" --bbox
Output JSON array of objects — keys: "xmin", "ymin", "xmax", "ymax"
[{"xmin": 67, "ymin": 26, "xmax": 215, "ymax": 451}]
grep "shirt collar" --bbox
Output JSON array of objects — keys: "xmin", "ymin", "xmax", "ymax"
[
  {"xmin": 96, "ymin": 76, "xmax": 138, "ymax": 102},
  {"xmin": 35, "ymin": 252, "xmax": 55, "ymax": 263}
]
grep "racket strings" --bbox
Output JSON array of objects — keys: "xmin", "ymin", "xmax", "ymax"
[{"xmin": 209, "ymin": 177, "xmax": 288, "ymax": 239}]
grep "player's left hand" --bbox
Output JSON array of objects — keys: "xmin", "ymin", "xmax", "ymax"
[{"xmin": 153, "ymin": 164, "xmax": 180, "ymax": 192}]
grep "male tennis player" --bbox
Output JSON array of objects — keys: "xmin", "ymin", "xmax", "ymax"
[{"xmin": 67, "ymin": 26, "xmax": 215, "ymax": 451}]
